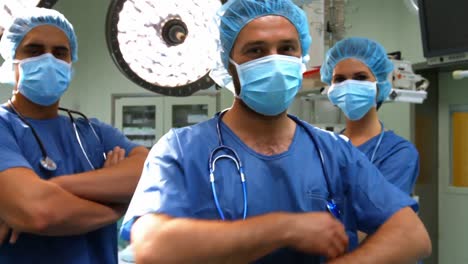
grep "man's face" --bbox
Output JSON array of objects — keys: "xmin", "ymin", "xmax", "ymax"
[
  {"xmin": 14, "ymin": 25, "xmax": 71, "ymax": 83},
  {"xmin": 229, "ymin": 15, "xmax": 302, "ymax": 94}
]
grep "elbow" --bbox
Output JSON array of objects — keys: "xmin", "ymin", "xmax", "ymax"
[
  {"xmin": 13, "ymin": 198, "xmax": 64, "ymax": 234},
  {"xmin": 420, "ymin": 228, "xmax": 432, "ymax": 258},
  {"xmin": 133, "ymin": 240, "xmax": 167, "ymax": 264},
  {"xmin": 22, "ymin": 206, "xmax": 58, "ymax": 234},
  {"xmin": 411, "ymin": 216, "xmax": 432, "ymax": 259}
]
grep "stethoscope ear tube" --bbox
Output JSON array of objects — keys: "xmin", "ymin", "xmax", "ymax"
[{"xmin": 8, "ymin": 99, "xmax": 104, "ymax": 172}]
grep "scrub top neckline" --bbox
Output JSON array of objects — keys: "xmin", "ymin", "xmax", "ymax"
[
  {"xmin": 358, "ymin": 130, "xmax": 394, "ymax": 149},
  {"xmin": 218, "ymin": 117, "xmax": 301, "ymax": 161},
  {"xmin": 1, "ymin": 104, "xmax": 62, "ymax": 123}
]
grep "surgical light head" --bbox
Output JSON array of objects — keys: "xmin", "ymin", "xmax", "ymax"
[
  {"xmin": 320, "ymin": 37, "xmax": 394, "ymax": 104},
  {"xmin": 218, "ymin": 0, "xmax": 312, "ymax": 70},
  {"xmin": 0, "ymin": 7, "xmax": 78, "ymax": 63}
]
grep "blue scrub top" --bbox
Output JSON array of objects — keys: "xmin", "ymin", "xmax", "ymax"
[
  {"xmin": 357, "ymin": 130, "xmax": 419, "ymax": 195},
  {"xmin": 0, "ymin": 106, "xmax": 139, "ymax": 264},
  {"xmin": 122, "ymin": 115, "xmax": 417, "ymax": 263}
]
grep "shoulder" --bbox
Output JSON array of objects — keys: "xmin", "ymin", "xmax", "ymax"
[
  {"xmin": 150, "ymin": 117, "xmax": 217, "ymax": 156},
  {"xmin": 294, "ymin": 116, "xmax": 350, "ymax": 146},
  {"xmin": 171, "ymin": 117, "xmax": 217, "ymax": 140},
  {"xmin": 382, "ymin": 131, "xmax": 418, "ymax": 155}
]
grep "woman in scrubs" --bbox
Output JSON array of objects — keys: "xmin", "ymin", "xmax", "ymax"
[
  {"xmin": 321, "ymin": 37, "xmax": 420, "ymax": 242},
  {"xmin": 321, "ymin": 37, "xmax": 419, "ymax": 196}
]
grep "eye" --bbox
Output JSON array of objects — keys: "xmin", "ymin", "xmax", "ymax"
[
  {"xmin": 245, "ymin": 47, "xmax": 263, "ymax": 55},
  {"xmin": 25, "ymin": 47, "xmax": 44, "ymax": 57},
  {"xmin": 52, "ymin": 48, "xmax": 70, "ymax": 60},
  {"xmin": 353, "ymin": 74, "xmax": 370, "ymax": 81},
  {"xmin": 279, "ymin": 45, "xmax": 297, "ymax": 55},
  {"xmin": 332, "ymin": 76, "xmax": 346, "ymax": 84}
]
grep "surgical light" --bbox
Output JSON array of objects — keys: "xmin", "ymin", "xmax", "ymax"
[
  {"xmin": 0, "ymin": 0, "xmax": 58, "ymax": 37},
  {"xmin": 106, "ymin": 0, "xmax": 222, "ymax": 96}
]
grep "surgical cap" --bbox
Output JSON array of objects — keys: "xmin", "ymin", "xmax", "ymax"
[
  {"xmin": 320, "ymin": 37, "xmax": 394, "ymax": 104},
  {"xmin": 0, "ymin": 7, "xmax": 78, "ymax": 62},
  {"xmin": 219, "ymin": 0, "xmax": 312, "ymax": 70}
]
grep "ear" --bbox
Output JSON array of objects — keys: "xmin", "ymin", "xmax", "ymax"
[{"xmin": 228, "ymin": 63, "xmax": 241, "ymax": 96}]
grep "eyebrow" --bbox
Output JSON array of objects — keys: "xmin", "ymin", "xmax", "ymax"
[
  {"xmin": 240, "ymin": 38, "xmax": 299, "ymax": 52},
  {"xmin": 353, "ymin": 71, "xmax": 370, "ymax": 75},
  {"xmin": 21, "ymin": 43, "xmax": 70, "ymax": 52}
]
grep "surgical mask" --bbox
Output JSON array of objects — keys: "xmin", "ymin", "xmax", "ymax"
[
  {"xmin": 327, "ymin": 80, "xmax": 377, "ymax": 120},
  {"xmin": 15, "ymin": 53, "xmax": 72, "ymax": 106},
  {"xmin": 230, "ymin": 54, "xmax": 304, "ymax": 116}
]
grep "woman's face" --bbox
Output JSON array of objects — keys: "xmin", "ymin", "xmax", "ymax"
[{"xmin": 331, "ymin": 58, "xmax": 376, "ymax": 84}]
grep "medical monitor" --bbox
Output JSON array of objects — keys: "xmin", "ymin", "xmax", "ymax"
[{"xmin": 418, "ymin": 0, "xmax": 468, "ymax": 65}]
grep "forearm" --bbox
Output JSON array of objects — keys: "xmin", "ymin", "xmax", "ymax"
[
  {"xmin": 51, "ymin": 146, "xmax": 148, "ymax": 203},
  {"xmin": 132, "ymin": 213, "xmax": 294, "ymax": 264},
  {"xmin": 7, "ymin": 181, "xmax": 123, "ymax": 236},
  {"xmin": 330, "ymin": 207, "xmax": 431, "ymax": 264}
]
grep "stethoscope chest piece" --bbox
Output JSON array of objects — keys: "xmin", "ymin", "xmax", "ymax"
[{"xmin": 40, "ymin": 156, "xmax": 57, "ymax": 171}]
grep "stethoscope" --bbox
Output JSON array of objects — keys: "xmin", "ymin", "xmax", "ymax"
[
  {"xmin": 209, "ymin": 110, "xmax": 340, "ymax": 221},
  {"xmin": 7, "ymin": 99, "xmax": 106, "ymax": 171},
  {"xmin": 341, "ymin": 121, "xmax": 384, "ymax": 163}
]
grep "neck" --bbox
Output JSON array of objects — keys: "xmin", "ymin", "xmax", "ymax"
[
  {"xmin": 222, "ymin": 98, "xmax": 296, "ymax": 155},
  {"xmin": 8, "ymin": 92, "xmax": 59, "ymax": 119},
  {"xmin": 343, "ymin": 108, "xmax": 381, "ymax": 147}
]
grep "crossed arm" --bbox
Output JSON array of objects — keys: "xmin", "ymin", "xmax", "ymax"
[
  {"xmin": 0, "ymin": 145, "xmax": 148, "ymax": 242},
  {"xmin": 131, "ymin": 207, "xmax": 430, "ymax": 264}
]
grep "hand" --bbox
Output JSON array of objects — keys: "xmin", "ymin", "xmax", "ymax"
[
  {"xmin": 0, "ymin": 220, "xmax": 20, "ymax": 245},
  {"xmin": 103, "ymin": 146, "xmax": 126, "ymax": 168},
  {"xmin": 288, "ymin": 212, "xmax": 348, "ymax": 260}
]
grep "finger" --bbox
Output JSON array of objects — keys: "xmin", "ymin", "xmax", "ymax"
[
  {"xmin": 110, "ymin": 149, "xmax": 119, "ymax": 165},
  {"xmin": 9, "ymin": 231, "xmax": 19, "ymax": 244},
  {"xmin": 117, "ymin": 148, "xmax": 126, "ymax": 161},
  {"xmin": 103, "ymin": 150, "xmax": 113, "ymax": 167},
  {"xmin": 327, "ymin": 229, "xmax": 347, "ymax": 258},
  {"xmin": 335, "ymin": 222, "xmax": 349, "ymax": 253},
  {"xmin": 0, "ymin": 224, "xmax": 9, "ymax": 246}
]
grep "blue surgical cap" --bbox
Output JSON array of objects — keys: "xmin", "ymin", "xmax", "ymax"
[
  {"xmin": 219, "ymin": 0, "xmax": 312, "ymax": 70},
  {"xmin": 320, "ymin": 37, "xmax": 394, "ymax": 104},
  {"xmin": 0, "ymin": 7, "xmax": 78, "ymax": 62}
]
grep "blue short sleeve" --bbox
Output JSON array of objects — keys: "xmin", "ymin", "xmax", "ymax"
[
  {"xmin": 343, "ymin": 143, "xmax": 418, "ymax": 233},
  {"xmin": 0, "ymin": 116, "xmax": 32, "ymax": 172},
  {"xmin": 120, "ymin": 129, "xmax": 190, "ymax": 241},
  {"xmin": 375, "ymin": 144, "xmax": 419, "ymax": 195}
]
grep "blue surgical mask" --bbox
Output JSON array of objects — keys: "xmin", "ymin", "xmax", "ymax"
[
  {"xmin": 15, "ymin": 53, "xmax": 72, "ymax": 106},
  {"xmin": 327, "ymin": 80, "xmax": 377, "ymax": 120},
  {"xmin": 230, "ymin": 54, "xmax": 304, "ymax": 116}
]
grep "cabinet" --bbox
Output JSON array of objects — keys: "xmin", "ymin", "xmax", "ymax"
[{"xmin": 114, "ymin": 95, "xmax": 217, "ymax": 148}]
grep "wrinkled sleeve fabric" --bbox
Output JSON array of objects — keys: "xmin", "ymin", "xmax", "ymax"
[
  {"xmin": 0, "ymin": 116, "xmax": 32, "ymax": 172},
  {"xmin": 377, "ymin": 143, "xmax": 419, "ymax": 195},
  {"xmin": 337, "ymin": 138, "xmax": 418, "ymax": 234},
  {"xmin": 120, "ymin": 129, "xmax": 190, "ymax": 241}
]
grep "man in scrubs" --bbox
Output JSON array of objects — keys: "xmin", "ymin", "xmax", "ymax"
[
  {"xmin": 0, "ymin": 8, "xmax": 148, "ymax": 264},
  {"xmin": 122, "ymin": 0, "xmax": 431, "ymax": 263}
]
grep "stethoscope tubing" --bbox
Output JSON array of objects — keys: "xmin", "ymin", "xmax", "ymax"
[
  {"xmin": 210, "ymin": 110, "xmax": 338, "ymax": 220},
  {"xmin": 7, "ymin": 100, "xmax": 104, "ymax": 171}
]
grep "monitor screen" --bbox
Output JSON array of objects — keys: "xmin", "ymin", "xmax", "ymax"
[{"xmin": 419, "ymin": 0, "xmax": 468, "ymax": 58}]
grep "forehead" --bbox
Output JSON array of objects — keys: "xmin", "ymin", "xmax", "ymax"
[
  {"xmin": 234, "ymin": 15, "xmax": 299, "ymax": 46},
  {"xmin": 333, "ymin": 58, "xmax": 373, "ymax": 75},
  {"xmin": 17, "ymin": 25, "xmax": 70, "ymax": 49}
]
